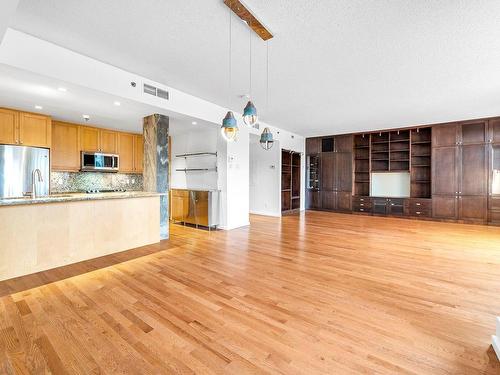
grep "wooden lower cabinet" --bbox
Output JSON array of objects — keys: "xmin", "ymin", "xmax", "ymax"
[
  {"xmin": 337, "ymin": 192, "xmax": 352, "ymax": 212},
  {"xmin": 319, "ymin": 191, "xmax": 351, "ymax": 211},
  {"xmin": 306, "ymin": 190, "xmax": 320, "ymax": 209},
  {"xmin": 321, "ymin": 191, "xmax": 336, "ymax": 210},
  {"xmin": 432, "ymin": 196, "xmax": 458, "ymax": 220},
  {"xmin": 459, "ymin": 196, "xmax": 487, "ymax": 222}
]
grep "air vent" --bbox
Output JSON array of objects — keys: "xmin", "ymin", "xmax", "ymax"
[
  {"xmin": 252, "ymin": 123, "xmax": 260, "ymax": 130},
  {"xmin": 143, "ymin": 83, "xmax": 169, "ymax": 100}
]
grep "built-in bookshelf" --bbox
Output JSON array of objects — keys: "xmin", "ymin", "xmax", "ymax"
[
  {"xmin": 282, "ymin": 149, "xmax": 302, "ymax": 213},
  {"xmin": 410, "ymin": 127, "xmax": 432, "ymax": 198},
  {"xmin": 354, "ymin": 134, "xmax": 370, "ymax": 196}
]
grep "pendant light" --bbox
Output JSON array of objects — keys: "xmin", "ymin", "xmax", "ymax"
[
  {"xmin": 259, "ymin": 42, "xmax": 274, "ymax": 150},
  {"xmin": 221, "ymin": 8, "xmax": 239, "ymax": 142},
  {"xmin": 243, "ymin": 29, "xmax": 258, "ymax": 127},
  {"xmin": 260, "ymin": 127, "xmax": 274, "ymax": 150}
]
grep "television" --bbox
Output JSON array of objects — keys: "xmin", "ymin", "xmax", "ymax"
[{"xmin": 371, "ymin": 172, "xmax": 410, "ymax": 198}]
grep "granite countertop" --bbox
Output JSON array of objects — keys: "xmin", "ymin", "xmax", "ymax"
[
  {"xmin": 0, "ymin": 191, "xmax": 166, "ymax": 207},
  {"xmin": 170, "ymin": 188, "xmax": 220, "ymax": 192}
]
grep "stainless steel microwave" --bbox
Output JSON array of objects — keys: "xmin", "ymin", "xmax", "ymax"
[{"xmin": 81, "ymin": 151, "xmax": 119, "ymax": 172}]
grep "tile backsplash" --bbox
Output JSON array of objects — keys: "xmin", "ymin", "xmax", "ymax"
[{"xmin": 51, "ymin": 172, "xmax": 143, "ymax": 193}]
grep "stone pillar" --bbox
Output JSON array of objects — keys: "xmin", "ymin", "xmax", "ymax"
[{"xmin": 143, "ymin": 114, "xmax": 169, "ymax": 239}]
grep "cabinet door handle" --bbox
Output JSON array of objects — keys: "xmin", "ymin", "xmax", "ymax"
[
  {"xmin": 359, "ymin": 208, "xmax": 364, "ymax": 212},
  {"xmin": 416, "ymin": 212, "xmax": 421, "ymax": 215},
  {"xmin": 416, "ymin": 203, "xmax": 421, "ymax": 206}
]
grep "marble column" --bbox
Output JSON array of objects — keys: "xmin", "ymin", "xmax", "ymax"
[{"xmin": 143, "ymin": 114, "xmax": 169, "ymax": 239}]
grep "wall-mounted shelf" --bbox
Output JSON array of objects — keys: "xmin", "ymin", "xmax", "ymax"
[{"xmin": 176, "ymin": 152, "xmax": 217, "ymax": 158}]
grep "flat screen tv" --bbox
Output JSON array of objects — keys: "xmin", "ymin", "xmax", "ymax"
[{"xmin": 370, "ymin": 172, "xmax": 410, "ymax": 198}]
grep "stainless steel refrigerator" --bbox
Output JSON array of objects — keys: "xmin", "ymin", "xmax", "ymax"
[{"xmin": 0, "ymin": 145, "xmax": 50, "ymax": 198}]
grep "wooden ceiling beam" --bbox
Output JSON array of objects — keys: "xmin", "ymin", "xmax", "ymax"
[{"xmin": 223, "ymin": 0, "xmax": 273, "ymax": 41}]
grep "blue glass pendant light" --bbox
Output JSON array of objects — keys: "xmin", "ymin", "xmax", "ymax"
[
  {"xmin": 243, "ymin": 101, "xmax": 258, "ymax": 127},
  {"xmin": 221, "ymin": 111, "xmax": 238, "ymax": 142},
  {"xmin": 259, "ymin": 127, "xmax": 274, "ymax": 150}
]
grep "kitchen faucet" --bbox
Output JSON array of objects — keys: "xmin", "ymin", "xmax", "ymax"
[{"xmin": 31, "ymin": 169, "xmax": 43, "ymax": 199}]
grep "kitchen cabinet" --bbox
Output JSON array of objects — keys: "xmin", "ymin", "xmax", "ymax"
[
  {"xmin": 19, "ymin": 112, "xmax": 51, "ymax": 148},
  {"xmin": 134, "ymin": 135, "xmax": 144, "ymax": 173},
  {"xmin": 0, "ymin": 108, "xmax": 18, "ymax": 145},
  {"xmin": 118, "ymin": 133, "xmax": 135, "ymax": 173},
  {"xmin": 80, "ymin": 126, "xmax": 118, "ymax": 153},
  {"xmin": 52, "ymin": 121, "xmax": 80, "ymax": 171}
]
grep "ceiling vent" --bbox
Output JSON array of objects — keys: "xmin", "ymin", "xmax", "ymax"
[{"xmin": 143, "ymin": 83, "xmax": 169, "ymax": 100}]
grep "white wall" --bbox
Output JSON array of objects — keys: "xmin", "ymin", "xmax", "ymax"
[
  {"xmin": 170, "ymin": 127, "xmax": 218, "ymax": 191},
  {"xmin": 249, "ymin": 135, "xmax": 281, "ymax": 216}
]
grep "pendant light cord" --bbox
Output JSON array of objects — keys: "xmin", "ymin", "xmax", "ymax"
[
  {"xmin": 266, "ymin": 42, "xmax": 269, "ymax": 117},
  {"xmin": 228, "ymin": 8, "xmax": 232, "ymax": 109},
  {"xmin": 249, "ymin": 29, "xmax": 252, "ymax": 100}
]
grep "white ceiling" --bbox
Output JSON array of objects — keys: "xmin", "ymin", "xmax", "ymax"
[
  {"xmin": 0, "ymin": 64, "xmax": 216, "ymax": 136},
  {"xmin": 8, "ymin": 0, "xmax": 500, "ymax": 136}
]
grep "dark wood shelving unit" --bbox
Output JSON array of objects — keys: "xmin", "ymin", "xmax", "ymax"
[
  {"xmin": 282, "ymin": 149, "xmax": 302, "ymax": 214},
  {"xmin": 354, "ymin": 134, "xmax": 370, "ymax": 196},
  {"xmin": 410, "ymin": 127, "xmax": 432, "ymax": 198}
]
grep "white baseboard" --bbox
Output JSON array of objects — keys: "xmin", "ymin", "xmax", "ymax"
[{"xmin": 249, "ymin": 210, "xmax": 280, "ymax": 217}]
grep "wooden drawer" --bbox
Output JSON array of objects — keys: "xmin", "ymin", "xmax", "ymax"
[
  {"xmin": 352, "ymin": 196, "xmax": 372, "ymax": 205},
  {"xmin": 408, "ymin": 208, "xmax": 432, "ymax": 218},
  {"xmin": 408, "ymin": 199, "xmax": 432, "ymax": 211},
  {"xmin": 489, "ymin": 197, "xmax": 500, "ymax": 210},
  {"xmin": 353, "ymin": 205, "xmax": 371, "ymax": 214},
  {"xmin": 353, "ymin": 201, "xmax": 372, "ymax": 209}
]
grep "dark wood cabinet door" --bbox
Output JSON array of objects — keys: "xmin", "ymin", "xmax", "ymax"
[
  {"xmin": 460, "ymin": 120, "xmax": 487, "ymax": 145},
  {"xmin": 388, "ymin": 199, "xmax": 405, "ymax": 216},
  {"xmin": 432, "ymin": 196, "xmax": 458, "ymax": 220},
  {"xmin": 337, "ymin": 192, "xmax": 352, "ymax": 211},
  {"xmin": 306, "ymin": 138, "xmax": 321, "ymax": 154},
  {"xmin": 335, "ymin": 152, "xmax": 352, "ymax": 192},
  {"xmin": 460, "ymin": 144, "xmax": 487, "ymax": 196},
  {"xmin": 372, "ymin": 198, "xmax": 388, "ymax": 215},
  {"xmin": 306, "ymin": 190, "xmax": 320, "ymax": 209},
  {"xmin": 335, "ymin": 135, "xmax": 353, "ymax": 153},
  {"xmin": 459, "ymin": 196, "xmax": 487, "ymax": 222},
  {"xmin": 321, "ymin": 191, "xmax": 337, "ymax": 210},
  {"xmin": 432, "ymin": 124, "xmax": 458, "ymax": 147},
  {"xmin": 321, "ymin": 153, "xmax": 335, "ymax": 191},
  {"xmin": 489, "ymin": 118, "xmax": 500, "ymax": 144},
  {"xmin": 432, "ymin": 147, "xmax": 458, "ymax": 195}
]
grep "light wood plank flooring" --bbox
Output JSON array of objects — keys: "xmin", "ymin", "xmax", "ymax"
[{"xmin": 1, "ymin": 211, "xmax": 500, "ymax": 374}]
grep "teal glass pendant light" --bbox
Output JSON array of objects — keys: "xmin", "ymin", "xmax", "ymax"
[
  {"xmin": 243, "ymin": 101, "xmax": 258, "ymax": 127},
  {"xmin": 221, "ymin": 111, "xmax": 238, "ymax": 142},
  {"xmin": 259, "ymin": 127, "xmax": 274, "ymax": 150}
]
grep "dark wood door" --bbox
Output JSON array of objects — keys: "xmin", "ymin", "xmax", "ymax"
[
  {"xmin": 388, "ymin": 199, "xmax": 405, "ymax": 216},
  {"xmin": 306, "ymin": 138, "xmax": 321, "ymax": 154},
  {"xmin": 432, "ymin": 196, "xmax": 458, "ymax": 220},
  {"xmin": 459, "ymin": 196, "xmax": 487, "ymax": 222},
  {"xmin": 321, "ymin": 191, "xmax": 337, "ymax": 211},
  {"xmin": 337, "ymin": 192, "xmax": 352, "ymax": 211},
  {"xmin": 321, "ymin": 153, "xmax": 335, "ymax": 191},
  {"xmin": 372, "ymin": 198, "xmax": 388, "ymax": 215},
  {"xmin": 432, "ymin": 147, "xmax": 458, "ymax": 195},
  {"xmin": 335, "ymin": 152, "xmax": 352, "ymax": 192},
  {"xmin": 432, "ymin": 124, "xmax": 459, "ymax": 147},
  {"xmin": 460, "ymin": 144, "xmax": 487, "ymax": 196},
  {"xmin": 460, "ymin": 120, "xmax": 487, "ymax": 145},
  {"xmin": 335, "ymin": 135, "xmax": 353, "ymax": 153},
  {"xmin": 489, "ymin": 118, "xmax": 500, "ymax": 144}
]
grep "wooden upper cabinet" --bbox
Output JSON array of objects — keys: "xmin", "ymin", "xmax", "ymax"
[
  {"xmin": 100, "ymin": 130, "xmax": 118, "ymax": 153},
  {"xmin": 118, "ymin": 133, "xmax": 135, "ymax": 173},
  {"xmin": 80, "ymin": 126, "xmax": 100, "ymax": 152},
  {"xmin": 19, "ymin": 112, "xmax": 51, "ymax": 148},
  {"xmin": 335, "ymin": 134, "xmax": 353, "ymax": 153},
  {"xmin": 0, "ymin": 108, "xmax": 19, "ymax": 145},
  {"xmin": 432, "ymin": 124, "xmax": 459, "ymax": 147},
  {"xmin": 52, "ymin": 121, "xmax": 80, "ymax": 171},
  {"xmin": 306, "ymin": 138, "xmax": 321, "ymax": 154},
  {"xmin": 460, "ymin": 144, "xmax": 488, "ymax": 196},
  {"xmin": 134, "ymin": 135, "xmax": 144, "ymax": 173},
  {"xmin": 460, "ymin": 120, "xmax": 487, "ymax": 145},
  {"xmin": 489, "ymin": 118, "xmax": 500, "ymax": 144},
  {"xmin": 432, "ymin": 146, "xmax": 458, "ymax": 195},
  {"xmin": 335, "ymin": 152, "xmax": 352, "ymax": 192},
  {"xmin": 321, "ymin": 153, "xmax": 335, "ymax": 191}
]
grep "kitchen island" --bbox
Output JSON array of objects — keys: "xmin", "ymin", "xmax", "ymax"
[{"xmin": 0, "ymin": 192, "xmax": 164, "ymax": 281}]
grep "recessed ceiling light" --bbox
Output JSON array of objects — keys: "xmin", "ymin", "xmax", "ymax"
[
  {"xmin": 35, "ymin": 105, "xmax": 43, "ymax": 110},
  {"xmin": 192, "ymin": 121, "xmax": 197, "ymax": 125},
  {"xmin": 57, "ymin": 87, "xmax": 67, "ymax": 92},
  {"xmin": 113, "ymin": 101, "xmax": 121, "ymax": 106},
  {"xmin": 82, "ymin": 115, "xmax": 90, "ymax": 122}
]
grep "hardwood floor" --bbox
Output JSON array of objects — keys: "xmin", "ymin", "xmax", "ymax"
[{"xmin": 1, "ymin": 211, "xmax": 500, "ymax": 374}]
